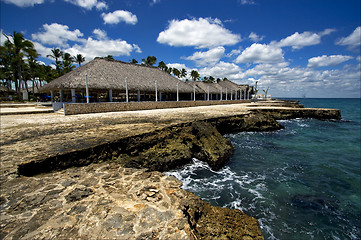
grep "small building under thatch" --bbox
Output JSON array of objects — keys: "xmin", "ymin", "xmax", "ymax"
[{"xmin": 40, "ymin": 57, "xmax": 252, "ymax": 103}]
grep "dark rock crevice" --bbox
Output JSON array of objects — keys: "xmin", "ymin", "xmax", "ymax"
[{"xmin": 18, "ymin": 120, "xmax": 234, "ymax": 176}]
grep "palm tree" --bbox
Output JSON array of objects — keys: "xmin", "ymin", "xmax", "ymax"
[
  {"xmin": 27, "ymin": 54, "xmax": 41, "ymax": 94},
  {"xmin": 75, "ymin": 54, "xmax": 85, "ymax": 67},
  {"xmin": 2, "ymin": 31, "xmax": 37, "ymax": 99},
  {"xmin": 181, "ymin": 68, "xmax": 187, "ymax": 79},
  {"xmin": 263, "ymin": 87, "xmax": 270, "ymax": 98},
  {"xmin": 190, "ymin": 70, "xmax": 200, "ymax": 82},
  {"xmin": 209, "ymin": 76, "xmax": 215, "ymax": 83},
  {"xmin": 142, "ymin": 56, "xmax": 157, "ymax": 67},
  {"xmin": 158, "ymin": 61, "xmax": 167, "ymax": 71},
  {"xmin": 130, "ymin": 58, "xmax": 138, "ymax": 64},
  {"xmin": 62, "ymin": 52, "xmax": 75, "ymax": 74},
  {"xmin": 172, "ymin": 68, "xmax": 181, "ymax": 78},
  {"xmin": 104, "ymin": 55, "xmax": 114, "ymax": 60},
  {"xmin": 0, "ymin": 40, "xmax": 13, "ymax": 91},
  {"xmin": 47, "ymin": 48, "xmax": 63, "ymax": 76}
]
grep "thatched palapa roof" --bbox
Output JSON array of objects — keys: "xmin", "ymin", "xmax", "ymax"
[
  {"xmin": 188, "ymin": 80, "xmax": 250, "ymax": 94},
  {"xmin": 40, "ymin": 58, "xmax": 197, "ymax": 93},
  {"xmin": 40, "ymin": 57, "xmax": 250, "ymax": 95}
]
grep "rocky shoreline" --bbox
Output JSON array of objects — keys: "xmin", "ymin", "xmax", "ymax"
[{"xmin": 0, "ymin": 100, "xmax": 341, "ymax": 239}]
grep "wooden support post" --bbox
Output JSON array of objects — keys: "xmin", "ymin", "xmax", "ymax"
[
  {"xmin": 71, "ymin": 89, "xmax": 76, "ymax": 103},
  {"xmin": 109, "ymin": 89, "xmax": 113, "ymax": 102},
  {"xmin": 125, "ymin": 77, "xmax": 129, "ymax": 103}
]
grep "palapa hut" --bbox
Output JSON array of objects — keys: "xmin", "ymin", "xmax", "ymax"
[
  {"xmin": 189, "ymin": 80, "xmax": 252, "ymax": 101},
  {"xmin": 40, "ymin": 57, "xmax": 252, "ymax": 103}
]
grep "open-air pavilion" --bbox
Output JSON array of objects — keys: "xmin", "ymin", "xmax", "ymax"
[{"xmin": 40, "ymin": 57, "xmax": 253, "ymax": 106}]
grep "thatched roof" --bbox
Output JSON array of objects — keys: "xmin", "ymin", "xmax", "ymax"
[
  {"xmin": 40, "ymin": 58, "xmax": 197, "ymax": 93},
  {"xmin": 187, "ymin": 80, "xmax": 250, "ymax": 94}
]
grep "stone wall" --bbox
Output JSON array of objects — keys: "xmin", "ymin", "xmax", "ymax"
[{"xmin": 63, "ymin": 100, "xmax": 251, "ymax": 115}]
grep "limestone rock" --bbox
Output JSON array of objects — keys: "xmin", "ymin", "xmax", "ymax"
[{"xmin": 180, "ymin": 191, "xmax": 264, "ymax": 240}]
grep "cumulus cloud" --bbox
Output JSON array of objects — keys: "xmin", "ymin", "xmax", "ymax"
[
  {"xmin": 101, "ymin": 10, "xmax": 137, "ymax": 25},
  {"xmin": 31, "ymin": 24, "xmax": 141, "ymax": 61},
  {"xmin": 307, "ymin": 55, "xmax": 353, "ymax": 68},
  {"xmin": 249, "ymin": 32, "xmax": 264, "ymax": 42},
  {"xmin": 1, "ymin": 29, "xmax": 7, "ymax": 45},
  {"xmin": 241, "ymin": 60, "xmax": 360, "ymax": 97},
  {"xmin": 166, "ymin": 63, "xmax": 190, "ymax": 71},
  {"xmin": 2, "ymin": 0, "xmax": 45, "ymax": 7},
  {"xmin": 336, "ymin": 26, "xmax": 361, "ymax": 50},
  {"xmin": 276, "ymin": 31, "xmax": 320, "ymax": 49},
  {"xmin": 64, "ymin": 0, "xmax": 107, "ymax": 10},
  {"xmin": 32, "ymin": 41, "xmax": 53, "ymax": 58},
  {"xmin": 64, "ymin": 38, "xmax": 137, "ymax": 59},
  {"xmin": 274, "ymin": 29, "xmax": 335, "ymax": 50},
  {"xmin": 92, "ymin": 28, "xmax": 107, "ymax": 40},
  {"xmin": 32, "ymin": 23, "xmax": 83, "ymax": 48},
  {"xmin": 157, "ymin": 17, "xmax": 241, "ymax": 49},
  {"xmin": 235, "ymin": 43, "xmax": 284, "ymax": 64},
  {"xmin": 199, "ymin": 61, "xmax": 244, "ymax": 80},
  {"xmin": 185, "ymin": 47, "xmax": 225, "ymax": 66},
  {"xmin": 95, "ymin": 1, "xmax": 107, "ymax": 10}
]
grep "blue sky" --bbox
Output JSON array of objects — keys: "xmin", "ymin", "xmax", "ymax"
[{"xmin": 1, "ymin": 0, "xmax": 360, "ymax": 98}]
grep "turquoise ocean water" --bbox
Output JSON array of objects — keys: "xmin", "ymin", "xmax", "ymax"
[{"xmin": 167, "ymin": 98, "xmax": 361, "ymax": 239}]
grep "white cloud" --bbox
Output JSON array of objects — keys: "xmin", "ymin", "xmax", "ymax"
[
  {"xmin": 31, "ymin": 24, "xmax": 141, "ymax": 61},
  {"xmin": 132, "ymin": 44, "xmax": 142, "ymax": 53},
  {"xmin": 307, "ymin": 55, "xmax": 353, "ymax": 68},
  {"xmin": 101, "ymin": 10, "xmax": 138, "ymax": 25},
  {"xmin": 320, "ymin": 28, "xmax": 336, "ymax": 36},
  {"xmin": 227, "ymin": 49, "xmax": 242, "ymax": 57},
  {"xmin": 2, "ymin": 0, "xmax": 45, "ymax": 7},
  {"xmin": 64, "ymin": 0, "xmax": 107, "ymax": 10},
  {"xmin": 185, "ymin": 47, "xmax": 225, "ymax": 66},
  {"xmin": 275, "ymin": 31, "xmax": 321, "ymax": 49},
  {"xmin": 1, "ymin": 29, "xmax": 7, "ymax": 45},
  {"xmin": 95, "ymin": 1, "xmax": 107, "ymax": 10},
  {"xmin": 239, "ymin": 0, "xmax": 256, "ymax": 5},
  {"xmin": 235, "ymin": 43, "xmax": 284, "ymax": 64},
  {"xmin": 249, "ymin": 32, "xmax": 264, "ymax": 42},
  {"xmin": 92, "ymin": 28, "xmax": 107, "ymax": 40},
  {"xmin": 32, "ymin": 23, "xmax": 84, "ymax": 47},
  {"xmin": 273, "ymin": 29, "xmax": 334, "ymax": 50},
  {"xmin": 166, "ymin": 63, "xmax": 190, "ymax": 71},
  {"xmin": 199, "ymin": 61, "xmax": 244, "ymax": 80},
  {"xmin": 151, "ymin": 0, "xmax": 160, "ymax": 5},
  {"xmin": 64, "ymin": 37, "xmax": 138, "ymax": 60},
  {"xmin": 241, "ymin": 61, "xmax": 360, "ymax": 98},
  {"xmin": 336, "ymin": 26, "xmax": 361, "ymax": 50},
  {"xmin": 32, "ymin": 41, "xmax": 53, "ymax": 57},
  {"xmin": 157, "ymin": 17, "xmax": 241, "ymax": 49}
]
